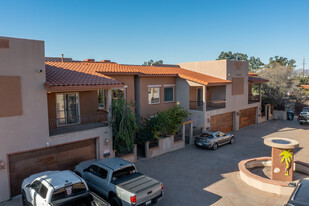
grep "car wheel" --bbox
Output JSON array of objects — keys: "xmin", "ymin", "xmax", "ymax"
[
  {"xmin": 110, "ymin": 196, "xmax": 122, "ymax": 206},
  {"xmin": 212, "ymin": 143, "xmax": 218, "ymax": 150},
  {"xmin": 230, "ymin": 137, "xmax": 235, "ymax": 144}
]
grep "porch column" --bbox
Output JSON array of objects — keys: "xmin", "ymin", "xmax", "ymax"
[
  {"xmin": 259, "ymin": 84, "xmax": 262, "ymax": 102},
  {"xmin": 107, "ymin": 89, "xmax": 112, "ymax": 121},
  {"xmin": 202, "ymin": 85, "xmax": 206, "ymax": 131}
]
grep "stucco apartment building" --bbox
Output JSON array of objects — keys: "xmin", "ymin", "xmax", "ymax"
[
  {"xmin": 178, "ymin": 60, "xmax": 268, "ymax": 132},
  {"xmin": 0, "ymin": 37, "xmax": 122, "ymax": 201},
  {"xmin": 0, "ymin": 36, "xmax": 268, "ymax": 202}
]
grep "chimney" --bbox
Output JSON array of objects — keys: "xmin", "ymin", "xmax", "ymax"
[
  {"xmin": 100, "ymin": 60, "xmax": 111, "ymax": 63},
  {"xmin": 61, "ymin": 54, "xmax": 64, "ymax": 62},
  {"xmin": 84, "ymin": 59, "xmax": 95, "ymax": 62}
]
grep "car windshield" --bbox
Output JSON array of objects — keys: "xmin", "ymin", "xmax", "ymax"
[
  {"xmin": 292, "ymin": 180, "xmax": 309, "ymax": 203},
  {"xmin": 51, "ymin": 182, "xmax": 87, "ymax": 202},
  {"xmin": 200, "ymin": 133, "xmax": 214, "ymax": 138},
  {"xmin": 112, "ymin": 166, "xmax": 136, "ymax": 181}
]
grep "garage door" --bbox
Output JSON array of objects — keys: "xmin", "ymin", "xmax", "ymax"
[
  {"xmin": 8, "ymin": 138, "xmax": 96, "ymax": 197},
  {"xmin": 239, "ymin": 107, "xmax": 257, "ymax": 129},
  {"xmin": 210, "ymin": 112, "xmax": 234, "ymax": 133}
]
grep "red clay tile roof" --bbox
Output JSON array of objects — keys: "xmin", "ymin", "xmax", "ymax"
[
  {"xmin": 45, "ymin": 61, "xmax": 124, "ymax": 91},
  {"xmin": 45, "ymin": 61, "xmax": 231, "ymax": 87},
  {"xmin": 301, "ymin": 85, "xmax": 309, "ymax": 89}
]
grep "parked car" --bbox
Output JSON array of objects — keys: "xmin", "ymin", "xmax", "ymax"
[
  {"xmin": 299, "ymin": 107, "xmax": 309, "ymax": 125},
  {"xmin": 21, "ymin": 170, "xmax": 110, "ymax": 206},
  {"xmin": 285, "ymin": 178, "xmax": 309, "ymax": 206},
  {"xmin": 194, "ymin": 131, "xmax": 235, "ymax": 150},
  {"xmin": 74, "ymin": 158, "xmax": 163, "ymax": 206}
]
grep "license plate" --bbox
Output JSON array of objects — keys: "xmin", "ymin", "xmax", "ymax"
[
  {"xmin": 146, "ymin": 200, "xmax": 152, "ymax": 205},
  {"xmin": 197, "ymin": 143, "xmax": 202, "ymax": 146}
]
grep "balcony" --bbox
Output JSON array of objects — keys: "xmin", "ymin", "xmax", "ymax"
[
  {"xmin": 189, "ymin": 99, "xmax": 226, "ymax": 111},
  {"xmin": 248, "ymin": 95, "xmax": 260, "ymax": 104},
  {"xmin": 49, "ymin": 112, "xmax": 108, "ymax": 136}
]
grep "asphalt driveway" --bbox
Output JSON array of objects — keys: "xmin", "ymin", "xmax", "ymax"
[
  {"xmin": 1, "ymin": 119, "xmax": 308, "ymax": 206},
  {"xmin": 134, "ymin": 119, "xmax": 309, "ymax": 206}
]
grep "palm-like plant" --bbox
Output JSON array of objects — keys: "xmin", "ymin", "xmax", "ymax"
[{"xmin": 280, "ymin": 150, "xmax": 293, "ymax": 176}]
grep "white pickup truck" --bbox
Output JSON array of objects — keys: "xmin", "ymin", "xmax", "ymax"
[
  {"xmin": 75, "ymin": 158, "xmax": 163, "ymax": 206},
  {"xmin": 21, "ymin": 170, "xmax": 110, "ymax": 206}
]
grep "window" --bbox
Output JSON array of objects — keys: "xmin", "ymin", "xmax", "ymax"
[
  {"xmin": 164, "ymin": 87, "xmax": 174, "ymax": 102},
  {"xmin": 31, "ymin": 180, "xmax": 41, "ymax": 193},
  {"xmin": 39, "ymin": 185, "xmax": 48, "ymax": 199},
  {"xmin": 51, "ymin": 183, "xmax": 87, "ymax": 202},
  {"xmin": 148, "ymin": 87, "xmax": 160, "ymax": 104},
  {"xmin": 98, "ymin": 90, "xmax": 105, "ymax": 109},
  {"xmin": 89, "ymin": 165, "xmax": 108, "ymax": 179},
  {"xmin": 197, "ymin": 88, "xmax": 203, "ymax": 106},
  {"xmin": 56, "ymin": 93, "xmax": 80, "ymax": 126},
  {"xmin": 112, "ymin": 166, "xmax": 136, "ymax": 181}
]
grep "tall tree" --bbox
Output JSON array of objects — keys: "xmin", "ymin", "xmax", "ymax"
[
  {"xmin": 267, "ymin": 56, "xmax": 296, "ymax": 68},
  {"xmin": 143, "ymin": 59, "xmax": 163, "ymax": 66},
  {"xmin": 217, "ymin": 51, "xmax": 264, "ymax": 71}
]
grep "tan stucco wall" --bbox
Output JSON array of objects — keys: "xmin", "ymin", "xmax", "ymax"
[
  {"xmin": 178, "ymin": 60, "xmax": 227, "ymax": 79},
  {"xmin": 0, "ymin": 37, "xmax": 114, "ymax": 202},
  {"xmin": 178, "ymin": 60, "xmax": 262, "ymax": 131},
  {"xmin": 138, "ymin": 77, "xmax": 176, "ymax": 117},
  {"xmin": 107, "ymin": 75, "xmax": 135, "ymax": 104}
]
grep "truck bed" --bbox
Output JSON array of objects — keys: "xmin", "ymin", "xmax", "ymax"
[{"xmin": 113, "ymin": 172, "xmax": 162, "ymax": 205}]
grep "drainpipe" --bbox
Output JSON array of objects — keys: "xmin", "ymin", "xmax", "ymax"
[{"xmin": 202, "ymin": 85, "xmax": 207, "ymax": 132}]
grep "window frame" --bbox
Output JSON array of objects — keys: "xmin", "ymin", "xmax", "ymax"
[
  {"xmin": 148, "ymin": 86, "xmax": 161, "ymax": 105},
  {"xmin": 163, "ymin": 86, "xmax": 175, "ymax": 103},
  {"xmin": 98, "ymin": 89, "xmax": 105, "ymax": 110},
  {"xmin": 55, "ymin": 92, "xmax": 81, "ymax": 127}
]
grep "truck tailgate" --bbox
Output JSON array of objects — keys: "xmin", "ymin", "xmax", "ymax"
[{"xmin": 115, "ymin": 173, "xmax": 162, "ymax": 205}]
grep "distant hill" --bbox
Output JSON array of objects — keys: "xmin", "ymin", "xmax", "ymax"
[{"xmin": 294, "ymin": 68, "xmax": 309, "ymax": 76}]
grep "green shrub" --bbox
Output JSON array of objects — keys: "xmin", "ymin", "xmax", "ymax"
[
  {"xmin": 110, "ymin": 98, "xmax": 137, "ymax": 153},
  {"xmin": 136, "ymin": 105, "xmax": 189, "ymax": 144}
]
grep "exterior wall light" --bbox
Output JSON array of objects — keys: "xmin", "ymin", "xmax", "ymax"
[
  {"xmin": 0, "ymin": 160, "xmax": 5, "ymax": 170},
  {"xmin": 105, "ymin": 139, "xmax": 110, "ymax": 145}
]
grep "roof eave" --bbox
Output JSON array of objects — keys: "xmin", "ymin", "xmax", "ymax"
[{"xmin": 44, "ymin": 83, "xmax": 124, "ymax": 92}]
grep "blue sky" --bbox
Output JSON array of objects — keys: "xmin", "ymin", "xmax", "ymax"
[{"xmin": 1, "ymin": 0, "xmax": 309, "ymax": 69}]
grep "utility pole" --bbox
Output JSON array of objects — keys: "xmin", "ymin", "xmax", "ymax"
[{"xmin": 303, "ymin": 57, "xmax": 305, "ymax": 77}]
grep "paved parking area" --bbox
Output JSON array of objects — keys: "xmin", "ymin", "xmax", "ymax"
[
  {"xmin": 134, "ymin": 120, "xmax": 309, "ymax": 206},
  {"xmin": 1, "ymin": 120, "xmax": 308, "ymax": 206}
]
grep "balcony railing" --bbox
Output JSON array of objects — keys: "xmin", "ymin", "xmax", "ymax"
[
  {"xmin": 189, "ymin": 99, "xmax": 226, "ymax": 111},
  {"xmin": 189, "ymin": 101, "xmax": 203, "ymax": 111},
  {"xmin": 49, "ymin": 112, "xmax": 108, "ymax": 136},
  {"xmin": 248, "ymin": 95, "xmax": 261, "ymax": 104}
]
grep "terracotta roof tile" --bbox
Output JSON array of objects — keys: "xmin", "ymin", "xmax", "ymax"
[
  {"xmin": 45, "ymin": 62, "xmax": 124, "ymax": 91},
  {"xmin": 301, "ymin": 85, "xmax": 309, "ymax": 89},
  {"xmin": 45, "ymin": 61, "xmax": 231, "ymax": 88}
]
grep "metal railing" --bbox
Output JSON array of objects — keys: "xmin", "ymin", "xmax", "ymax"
[
  {"xmin": 189, "ymin": 99, "xmax": 226, "ymax": 111},
  {"xmin": 248, "ymin": 95, "xmax": 260, "ymax": 104},
  {"xmin": 207, "ymin": 99, "xmax": 226, "ymax": 110},
  {"xmin": 49, "ymin": 113, "xmax": 108, "ymax": 136},
  {"xmin": 189, "ymin": 101, "xmax": 203, "ymax": 111}
]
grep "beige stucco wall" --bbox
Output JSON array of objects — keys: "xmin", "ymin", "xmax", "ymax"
[
  {"xmin": 138, "ymin": 76, "xmax": 177, "ymax": 117},
  {"xmin": 178, "ymin": 60, "xmax": 227, "ymax": 79},
  {"xmin": 107, "ymin": 75, "xmax": 135, "ymax": 104},
  {"xmin": 0, "ymin": 37, "xmax": 114, "ymax": 202},
  {"xmin": 178, "ymin": 60, "xmax": 263, "ymax": 131}
]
